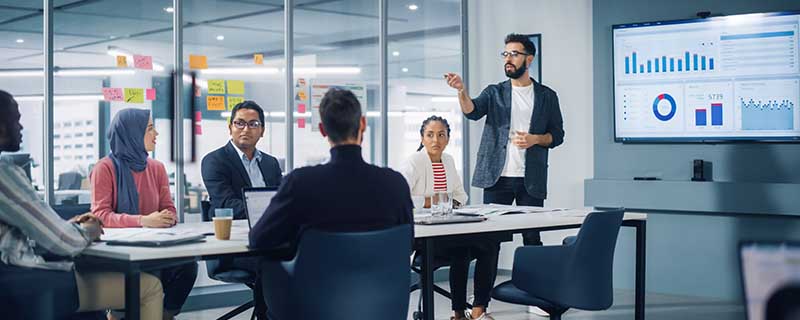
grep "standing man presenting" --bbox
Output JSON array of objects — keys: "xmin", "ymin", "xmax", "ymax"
[{"xmin": 445, "ymin": 33, "xmax": 564, "ymax": 247}]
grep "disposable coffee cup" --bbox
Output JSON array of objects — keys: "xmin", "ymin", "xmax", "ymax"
[{"xmin": 213, "ymin": 208, "xmax": 234, "ymax": 240}]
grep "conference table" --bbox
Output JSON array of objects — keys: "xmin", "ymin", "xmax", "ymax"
[{"xmin": 80, "ymin": 208, "xmax": 646, "ymax": 320}]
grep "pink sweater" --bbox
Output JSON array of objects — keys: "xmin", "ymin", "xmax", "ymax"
[{"xmin": 90, "ymin": 157, "xmax": 177, "ymax": 228}]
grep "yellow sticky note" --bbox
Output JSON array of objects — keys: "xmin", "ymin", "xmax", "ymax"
[
  {"xmin": 254, "ymin": 54, "xmax": 263, "ymax": 65},
  {"xmin": 208, "ymin": 80, "xmax": 225, "ymax": 94},
  {"xmin": 189, "ymin": 54, "xmax": 208, "ymax": 69},
  {"xmin": 124, "ymin": 88, "xmax": 144, "ymax": 104},
  {"xmin": 116, "ymin": 55, "xmax": 127, "ymax": 67},
  {"xmin": 227, "ymin": 80, "xmax": 245, "ymax": 95},
  {"xmin": 227, "ymin": 96, "xmax": 245, "ymax": 109},
  {"xmin": 207, "ymin": 96, "xmax": 225, "ymax": 111}
]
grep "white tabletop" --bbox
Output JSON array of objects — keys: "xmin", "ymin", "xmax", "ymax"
[{"xmin": 81, "ymin": 208, "xmax": 646, "ymax": 262}]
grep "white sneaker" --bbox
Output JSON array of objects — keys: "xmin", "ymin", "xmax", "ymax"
[
  {"xmin": 467, "ymin": 311, "xmax": 495, "ymax": 320},
  {"xmin": 528, "ymin": 306, "xmax": 549, "ymax": 317}
]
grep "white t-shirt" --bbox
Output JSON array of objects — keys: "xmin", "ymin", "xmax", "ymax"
[{"xmin": 501, "ymin": 84, "xmax": 535, "ymax": 177}]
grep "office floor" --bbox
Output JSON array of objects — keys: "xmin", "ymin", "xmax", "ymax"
[{"xmin": 179, "ymin": 276, "xmax": 745, "ymax": 320}]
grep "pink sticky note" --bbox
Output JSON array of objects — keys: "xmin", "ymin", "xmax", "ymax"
[
  {"xmin": 195, "ymin": 111, "xmax": 202, "ymax": 122},
  {"xmin": 146, "ymin": 88, "xmax": 156, "ymax": 101},
  {"xmin": 195, "ymin": 124, "xmax": 203, "ymax": 135},
  {"xmin": 133, "ymin": 55, "xmax": 153, "ymax": 70},
  {"xmin": 297, "ymin": 103, "xmax": 306, "ymax": 113},
  {"xmin": 102, "ymin": 88, "xmax": 124, "ymax": 101},
  {"xmin": 297, "ymin": 118, "xmax": 306, "ymax": 129}
]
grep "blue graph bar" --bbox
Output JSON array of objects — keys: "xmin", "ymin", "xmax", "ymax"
[
  {"xmin": 655, "ymin": 59, "xmax": 659, "ymax": 72},
  {"xmin": 662, "ymin": 56, "xmax": 666, "ymax": 72},
  {"xmin": 632, "ymin": 52, "xmax": 637, "ymax": 74},
  {"xmin": 720, "ymin": 31, "xmax": 795, "ymax": 41},
  {"xmin": 670, "ymin": 58, "xmax": 675, "ymax": 72},
  {"xmin": 693, "ymin": 54, "xmax": 698, "ymax": 71},
  {"xmin": 696, "ymin": 109, "xmax": 707, "ymax": 126},
  {"xmin": 709, "ymin": 58, "xmax": 714, "ymax": 70},
  {"xmin": 647, "ymin": 61, "xmax": 652, "ymax": 73},
  {"xmin": 640, "ymin": 65, "xmax": 644, "ymax": 73},
  {"xmin": 625, "ymin": 57, "xmax": 630, "ymax": 74},
  {"xmin": 678, "ymin": 60, "xmax": 683, "ymax": 71},
  {"xmin": 711, "ymin": 103, "xmax": 723, "ymax": 126},
  {"xmin": 685, "ymin": 52, "xmax": 690, "ymax": 71},
  {"xmin": 741, "ymin": 98, "xmax": 795, "ymax": 130},
  {"xmin": 701, "ymin": 56, "xmax": 706, "ymax": 70}
]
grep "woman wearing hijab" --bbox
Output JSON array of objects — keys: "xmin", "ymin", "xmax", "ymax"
[{"xmin": 90, "ymin": 108, "xmax": 197, "ymax": 320}]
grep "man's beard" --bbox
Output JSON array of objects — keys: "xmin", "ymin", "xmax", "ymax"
[{"xmin": 505, "ymin": 60, "xmax": 527, "ymax": 79}]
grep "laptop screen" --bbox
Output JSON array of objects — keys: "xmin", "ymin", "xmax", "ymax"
[
  {"xmin": 740, "ymin": 242, "xmax": 800, "ymax": 320},
  {"xmin": 243, "ymin": 187, "xmax": 278, "ymax": 228}
]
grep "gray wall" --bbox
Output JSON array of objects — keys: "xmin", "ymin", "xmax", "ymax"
[{"xmin": 592, "ymin": 0, "xmax": 800, "ymax": 300}]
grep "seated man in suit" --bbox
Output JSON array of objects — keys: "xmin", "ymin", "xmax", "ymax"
[
  {"xmin": 249, "ymin": 88, "xmax": 413, "ymax": 253},
  {"xmin": 201, "ymin": 100, "xmax": 282, "ymax": 320}
]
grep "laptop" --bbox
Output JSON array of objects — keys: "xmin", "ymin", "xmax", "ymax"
[
  {"xmin": 243, "ymin": 187, "xmax": 279, "ymax": 229},
  {"xmin": 739, "ymin": 242, "xmax": 800, "ymax": 320},
  {"xmin": 414, "ymin": 214, "xmax": 487, "ymax": 225}
]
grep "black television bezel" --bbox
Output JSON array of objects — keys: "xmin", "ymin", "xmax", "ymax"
[{"xmin": 611, "ymin": 10, "xmax": 800, "ymax": 144}]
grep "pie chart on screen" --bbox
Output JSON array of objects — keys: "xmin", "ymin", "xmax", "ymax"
[{"xmin": 653, "ymin": 93, "xmax": 676, "ymax": 121}]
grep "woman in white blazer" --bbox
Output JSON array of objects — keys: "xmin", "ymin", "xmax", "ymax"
[{"xmin": 401, "ymin": 116, "xmax": 499, "ymax": 320}]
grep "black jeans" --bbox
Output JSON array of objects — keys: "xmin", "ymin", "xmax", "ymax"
[
  {"xmin": 443, "ymin": 240, "xmax": 501, "ymax": 311},
  {"xmin": 484, "ymin": 177, "xmax": 545, "ymax": 246},
  {"xmin": 158, "ymin": 262, "xmax": 198, "ymax": 313},
  {"xmin": 0, "ymin": 263, "xmax": 79, "ymax": 320}
]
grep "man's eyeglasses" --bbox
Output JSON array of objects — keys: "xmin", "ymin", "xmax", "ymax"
[
  {"xmin": 232, "ymin": 119, "xmax": 262, "ymax": 129},
  {"xmin": 500, "ymin": 50, "xmax": 530, "ymax": 59}
]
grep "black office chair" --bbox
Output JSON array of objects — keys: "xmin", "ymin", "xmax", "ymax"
[
  {"xmin": 58, "ymin": 171, "xmax": 83, "ymax": 190},
  {"xmin": 261, "ymin": 225, "xmax": 413, "ymax": 320},
  {"xmin": 491, "ymin": 209, "xmax": 625, "ymax": 320},
  {"xmin": 201, "ymin": 200, "xmax": 258, "ymax": 320}
]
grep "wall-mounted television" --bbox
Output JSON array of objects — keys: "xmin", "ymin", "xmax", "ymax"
[{"xmin": 613, "ymin": 11, "xmax": 800, "ymax": 142}]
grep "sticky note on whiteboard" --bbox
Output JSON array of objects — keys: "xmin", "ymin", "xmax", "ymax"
[
  {"xmin": 102, "ymin": 88, "xmax": 124, "ymax": 101},
  {"xmin": 207, "ymin": 96, "xmax": 225, "ymax": 110},
  {"xmin": 124, "ymin": 88, "xmax": 144, "ymax": 104},
  {"xmin": 146, "ymin": 88, "xmax": 156, "ymax": 101},
  {"xmin": 116, "ymin": 56, "xmax": 127, "ymax": 68},
  {"xmin": 254, "ymin": 54, "xmax": 264, "ymax": 65},
  {"xmin": 227, "ymin": 80, "xmax": 245, "ymax": 95},
  {"xmin": 297, "ymin": 118, "xmax": 306, "ymax": 129},
  {"xmin": 208, "ymin": 80, "xmax": 225, "ymax": 94},
  {"xmin": 189, "ymin": 54, "xmax": 208, "ymax": 69},
  {"xmin": 227, "ymin": 96, "xmax": 245, "ymax": 109},
  {"xmin": 133, "ymin": 55, "xmax": 153, "ymax": 70}
]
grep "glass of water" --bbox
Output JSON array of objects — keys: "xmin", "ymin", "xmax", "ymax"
[{"xmin": 431, "ymin": 192, "xmax": 453, "ymax": 217}]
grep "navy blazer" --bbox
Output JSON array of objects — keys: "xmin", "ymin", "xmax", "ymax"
[
  {"xmin": 249, "ymin": 145, "xmax": 414, "ymax": 251},
  {"xmin": 201, "ymin": 141, "xmax": 282, "ymax": 220},
  {"xmin": 466, "ymin": 78, "xmax": 565, "ymax": 199}
]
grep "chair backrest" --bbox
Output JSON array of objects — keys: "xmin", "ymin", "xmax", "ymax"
[
  {"xmin": 560, "ymin": 209, "xmax": 624, "ymax": 310},
  {"xmin": 57, "ymin": 172, "xmax": 83, "ymax": 190},
  {"xmin": 267, "ymin": 224, "xmax": 413, "ymax": 320}
]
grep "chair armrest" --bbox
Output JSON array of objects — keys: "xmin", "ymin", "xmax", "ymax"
[
  {"xmin": 562, "ymin": 235, "xmax": 577, "ymax": 246},
  {"xmin": 511, "ymin": 244, "xmax": 574, "ymax": 300}
]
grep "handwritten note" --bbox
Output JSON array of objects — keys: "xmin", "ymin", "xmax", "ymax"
[
  {"xmin": 227, "ymin": 80, "xmax": 245, "ymax": 95},
  {"xmin": 227, "ymin": 96, "xmax": 245, "ymax": 109},
  {"xmin": 189, "ymin": 54, "xmax": 208, "ymax": 69},
  {"xmin": 146, "ymin": 88, "xmax": 156, "ymax": 101},
  {"xmin": 102, "ymin": 88, "xmax": 124, "ymax": 101},
  {"xmin": 254, "ymin": 54, "xmax": 264, "ymax": 65},
  {"xmin": 208, "ymin": 80, "xmax": 225, "ymax": 94},
  {"xmin": 207, "ymin": 96, "xmax": 225, "ymax": 110},
  {"xmin": 133, "ymin": 55, "xmax": 153, "ymax": 70},
  {"xmin": 116, "ymin": 56, "xmax": 127, "ymax": 68},
  {"xmin": 124, "ymin": 88, "xmax": 144, "ymax": 104}
]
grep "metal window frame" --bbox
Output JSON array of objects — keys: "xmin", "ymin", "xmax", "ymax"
[{"xmin": 39, "ymin": 0, "xmax": 470, "ymax": 213}]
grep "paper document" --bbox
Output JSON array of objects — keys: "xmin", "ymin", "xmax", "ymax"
[
  {"xmin": 101, "ymin": 228, "xmax": 205, "ymax": 243},
  {"xmin": 454, "ymin": 204, "xmax": 570, "ymax": 217}
]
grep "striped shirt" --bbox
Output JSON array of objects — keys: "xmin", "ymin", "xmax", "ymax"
[
  {"xmin": 432, "ymin": 162, "xmax": 447, "ymax": 192},
  {"xmin": 0, "ymin": 160, "xmax": 91, "ymax": 271}
]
